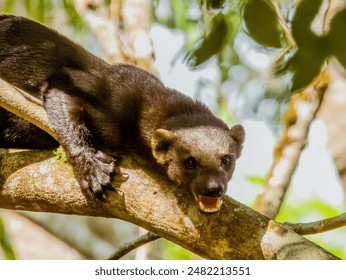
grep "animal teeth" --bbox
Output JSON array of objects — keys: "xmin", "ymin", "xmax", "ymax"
[{"xmin": 198, "ymin": 196, "xmax": 223, "ymax": 213}]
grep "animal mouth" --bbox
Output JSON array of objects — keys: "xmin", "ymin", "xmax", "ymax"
[{"xmin": 197, "ymin": 195, "xmax": 223, "ymax": 214}]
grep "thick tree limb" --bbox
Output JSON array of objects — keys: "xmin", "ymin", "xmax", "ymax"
[
  {"xmin": 283, "ymin": 213, "xmax": 346, "ymax": 235},
  {"xmin": 0, "ymin": 79, "xmax": 339, "ymax": 260},
  {"xmin": 254, "ymin": 70, "xmax": 330, "ymax": 219},
  {"xmin": 0, "ymin": 80, "xmax": 56, "ymax": 139},
  {"xmin": 0, "ymin": 149, "xmax": 339, "ymax": 260}
]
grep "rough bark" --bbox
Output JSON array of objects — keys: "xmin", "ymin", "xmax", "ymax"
[
  {"xmin": 0, "ymin": 149, "xmax": 338, "ymax": 260},
  {"xmin": 0, "ymin": 81, "xmax": 56, "ymax": 139}
]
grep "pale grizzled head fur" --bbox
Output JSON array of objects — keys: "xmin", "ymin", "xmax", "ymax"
[{"xmin": 151, "ymin": 124, "xmax": 245, "ymax": 213}]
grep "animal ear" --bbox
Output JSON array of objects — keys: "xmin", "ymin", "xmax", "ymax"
[
  {"xmin": 229, "ymin": 124, "xmax": 245, "ymax": 158},
  {"xmin": 151, "ymin": 129, "xmax": 176, "ymax": 165}
]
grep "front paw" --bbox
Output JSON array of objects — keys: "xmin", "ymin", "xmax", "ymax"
[{"xmin": 74, "ymin": 151, "xmax": 120, "ymax": 199}]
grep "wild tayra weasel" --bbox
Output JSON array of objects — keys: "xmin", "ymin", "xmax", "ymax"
[{"xmin": 0, "ymin": 15, "xmax": 245, "ymax": 213}]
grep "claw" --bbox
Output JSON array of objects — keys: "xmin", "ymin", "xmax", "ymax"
[
  {"xmin": 114, "ymin": 172, "xmax": 129, "ymax": 183},
  {"xmin": 73, "ymin": 150, "xmax": 125, "ymax": 199}
]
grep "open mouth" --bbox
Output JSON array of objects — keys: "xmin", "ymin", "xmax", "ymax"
[{"xmin": 197, "ymin": 195, "xmax": 223, "ymax": 214}]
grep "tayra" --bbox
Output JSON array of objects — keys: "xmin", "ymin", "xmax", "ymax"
[{"xmin": 0, "ymin": 15, "xmax": 245, "ymax": 213}]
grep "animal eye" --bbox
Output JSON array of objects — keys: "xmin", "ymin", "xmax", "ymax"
[
  {"xmin": 221, "ymin": 155, "xmax": 233, "ymax": 166},
  {"xmin": 184, "ymin": 157, "xmax": 197, "ymax": 170}
]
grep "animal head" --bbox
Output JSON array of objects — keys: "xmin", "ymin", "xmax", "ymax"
[{"xmin": 151, "ymin": 124, "xmax": 245, "ymax": 213}]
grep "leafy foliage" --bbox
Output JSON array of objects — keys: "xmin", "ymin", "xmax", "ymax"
[
  {"xmin": 274, "ymin": 0, "xmax": 346, "ymax": 91},
  {"xmin": 181, "ymin": 0, "xmax": 346, "ymax": 92},
  {"xmin": 185, "ymin": 13, "xmax": 230, "ymax": 67},
  {"xmin": 277, "ymin": 0, "xmax": 325, "ymax": 91},
  {"xmin": 242, "ymin": 0, "xmax": 282, "ymax": 48},
  {"xmin": 327, "ymin": 8, "xmax": 346, "ymax": 72}
]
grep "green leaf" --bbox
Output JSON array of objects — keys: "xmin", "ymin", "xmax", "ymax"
[
  {"xmin": 185, "ymin": 13, "xmax": 230, "ymax": 67},
  {"xmin": 245, "ymin": 175, "xmax": 266, "ymax": 187},
  {"xmin": 288, "ymin": 43, "xmax": 327, "ymax": 91},
  {"xmin": 291, "ymin": 0, "xmax": 323, "ymax": 46},
  {"xmin": 242, "ymin": 0, "xmax": 282, "ymax": 48},
  {"xmin": 280, "ymin": 0, "xmax": 328, "ymax": 91},
  {"xmin": 328, "ymin": 8, "xmax": 346, "ymax": 70}
]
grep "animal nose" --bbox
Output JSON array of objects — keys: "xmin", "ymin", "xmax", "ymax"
[{"xmin": 205, "ymin": 182, "xmax": 224, "ymax": 197}]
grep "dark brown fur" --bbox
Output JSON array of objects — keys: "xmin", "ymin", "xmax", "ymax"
[{"xmin": 0, "ymin": 15, "xmax": 245, "ymax": 212}]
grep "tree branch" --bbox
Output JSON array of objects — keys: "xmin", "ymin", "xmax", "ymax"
[
  {"xmin": 283, "ymin": 213, "xmax": 346, "ymax": 235},
  {"xmin": 73, "ymin": 0, "xmax": 126, "ymax": 64},
  {"xmin": 273, "ymin": 0, "xmax": 296, "ymax": 48},
  {"xmin": 0, "ymin": 78, "xmax": 339, "ymax": 259},
  {"xmin": 0, "ymin": 80, "xmax": 56, "ymax": 139},
  {"xmin": 254, "ymin": 70, "xmax": 330, "ymax": 219},
  {"xmin": 108, "ymin": 232, "xmax": 160, "ymax": 260},
  {"xmin": 73, "ymin": 0, "xmax": 156, "ymax": 73},
  {"xmin": 122, "ymin": 0, "xmax": 156, "ymax": 73},
  {"xmin": 0, "ymin": 149, "xmax": 339, "ymax": 260}
]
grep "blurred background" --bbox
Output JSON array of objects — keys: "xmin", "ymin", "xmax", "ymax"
[{"xmin": 0, "ymin": 0, "xmax": 346, "ymax": 259}]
